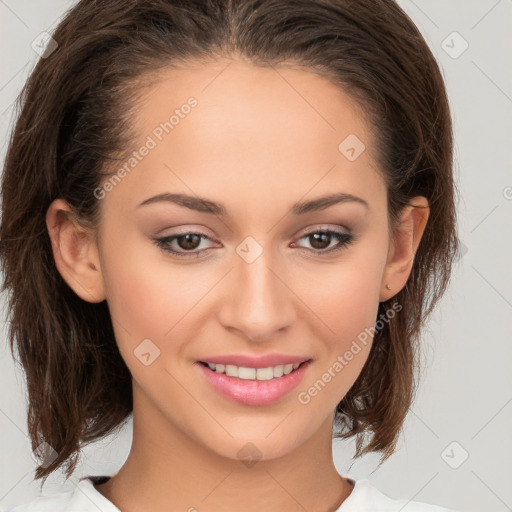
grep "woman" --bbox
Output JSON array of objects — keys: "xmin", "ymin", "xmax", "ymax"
[{"xmin": 0, "ymin": 0, "xmax": 458, "ymax": 510}]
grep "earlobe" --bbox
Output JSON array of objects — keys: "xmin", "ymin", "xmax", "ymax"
[
  {"xmin": 45, "ymin": 199, "xmax": 106, "ymax": 303},
  {"xmin": 379, "ymin": 196, "xmax": 429, "ymax": 302}
]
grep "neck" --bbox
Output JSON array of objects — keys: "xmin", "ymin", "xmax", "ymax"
[{"xmin": 95, "ymin": 387, "xmax": 353, "ymax": 512}]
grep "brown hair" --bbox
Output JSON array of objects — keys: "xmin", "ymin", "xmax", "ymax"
[{"xmin": 0, "ymin": 0, "xmax": 458, "ymax": 485}]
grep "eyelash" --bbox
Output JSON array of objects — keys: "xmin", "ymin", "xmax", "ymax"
[{"xmin": 153, "ymin": 229, "xmax": 355, "ymax": 259}]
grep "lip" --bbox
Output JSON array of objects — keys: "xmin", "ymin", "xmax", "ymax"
[
  {"xmin": 198, "ymin": 353, "xmax": 310, "ymax": 368},
  {"xmin": 196, "ymin": 359, "xmax": 312, "ymax": 406}
]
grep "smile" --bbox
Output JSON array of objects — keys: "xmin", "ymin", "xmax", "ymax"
[
  {"xmin": 200, "ymin": 361, "xmax": 304, "ymax": 381},
  {"xmin": 196, "ymin": 359, "xmax": 312, "ymax": 406}
]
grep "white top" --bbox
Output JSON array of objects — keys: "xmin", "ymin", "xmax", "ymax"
[{"xmin": 4, "ymin": 475, "xmax": 455, "ymax": 512}]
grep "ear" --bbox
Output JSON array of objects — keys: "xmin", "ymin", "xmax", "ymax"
[
  {"xmin": 379, "ymin": 196, "xmax": 429, "ymax": 302},
  {"xmin": 45, "ymin": 198, "xmax": 106, "ymax": 303}
]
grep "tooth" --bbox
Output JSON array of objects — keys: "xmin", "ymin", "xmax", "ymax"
[
  {"xmin": 256, "ymin": 367, "xmax": 274, "ymax": 380},
  {"xmin": 283, "ymin": 364, "xmax": 294, "ymax": 375},
  {"xmin": 238, "ymin": 367, "xmax": 256, "ymax": 380},
  {"xmin": 207, "ymin": 361, "xmax": 305, "ymax": 379},
  {"xmin": 273, "ymin": 365, "xmax": 284, "ymax": 378},
  {"xmin": 225, "ymin": 364, "xmax": 238, "ymax": 377}
]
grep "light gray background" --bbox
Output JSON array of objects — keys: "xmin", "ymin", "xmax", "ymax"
[{"xmin": 1, "ymin": 1, "xmax": 511, "ymax": 511}]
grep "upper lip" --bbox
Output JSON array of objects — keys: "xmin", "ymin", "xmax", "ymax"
[{"xmin": 199, "ymin": 354, "xmax": 312, "ymax": 368}]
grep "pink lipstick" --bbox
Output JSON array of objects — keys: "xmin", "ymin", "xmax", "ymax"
[{"xmin": 195, "ymin": 355, "xmax": 312, "ymax": 406}]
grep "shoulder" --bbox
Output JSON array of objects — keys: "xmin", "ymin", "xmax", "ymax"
[
  {"xmin": 339, "ymin": 478, "xmax": 455, "ymax": 512},
  {"xmin": 3, "ymin": 489, "xmax": 74, "ymax": 512},
  {"xmin": 3, "ymin": 476, "xmax": 119, "ymax": 512}
]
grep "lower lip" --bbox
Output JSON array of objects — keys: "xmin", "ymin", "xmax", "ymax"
[{"xmin": 196, "ymin": 361, "xmax": 311, "ymax": 406}]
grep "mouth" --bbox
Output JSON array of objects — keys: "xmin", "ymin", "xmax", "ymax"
[
  {"xmin": 198, "ymin": 359, "xmax": 312, "ymax": 381},
  {"xmin": 196, "ymin": 358, "xmax": 313, "ymax": 406}
]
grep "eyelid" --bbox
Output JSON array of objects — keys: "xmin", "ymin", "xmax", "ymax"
[
  {"xmin": 153, "ymin": 224, "xmax": 355, "ymax": 258},
  {"xmin": 291, "ymin": 227, "xmax": 354, "ymax": 254},
  {"xmin": 294, "ymin": 223, "xmax": 351, "ymax": 238},
  {"xmin": 155, "ymin": 224, "xmax": 217, "ymax": 239},
  {"xmin": 154, "ymin": 230, "xmax": 218, "ymax": 258}
]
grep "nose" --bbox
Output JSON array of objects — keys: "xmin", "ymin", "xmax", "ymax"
[{"xmin": 217, "ymin": 247, "xmax": 296, "ymax": 343}]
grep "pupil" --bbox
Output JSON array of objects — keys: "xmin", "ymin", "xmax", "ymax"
[
  {"xmin": 310, "ymin": 232, "xmax": 330, "ymax": 250},
  {"xmin": 179, "ymin": 234, "xmax": 201, "ymax": 250}
]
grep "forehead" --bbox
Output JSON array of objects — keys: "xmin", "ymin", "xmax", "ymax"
[
  {"xmin": 103, "ymin": 58, "xmax": 385, "ymax": 219},
  {"xmin": 134, "ymin": 58, "xmax": 375, "ymax": 154}
]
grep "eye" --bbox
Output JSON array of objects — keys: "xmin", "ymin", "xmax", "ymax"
[
  {"xmin": 292, "ymin": 229, "xmax": 355, "ymax": 255},
  {"xmin": 153, "ymin": 228, "xmax": 355, "ymax": 259},
  {"xmin": 153, "ymin": 232, "xmax": 216, "ymax": 258}
]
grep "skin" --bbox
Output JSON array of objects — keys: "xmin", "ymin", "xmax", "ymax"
[{"xmin": 46, "ymin": 57, "xmax": 429, "ymax": 512}]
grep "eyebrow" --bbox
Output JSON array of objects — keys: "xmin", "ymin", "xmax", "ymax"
[{"xmin": 137, "ymin": 192, "xmax": 369, "ymax": 215}]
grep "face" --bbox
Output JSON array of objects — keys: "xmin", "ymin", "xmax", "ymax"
[{"xmin": 50, "ymin": 58, "xmax": 416, "ymax": 463}]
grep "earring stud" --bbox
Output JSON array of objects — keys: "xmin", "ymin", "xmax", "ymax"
[{"xmin": 385, "ymin": 283, "xmax": 391, "ymax": 290}]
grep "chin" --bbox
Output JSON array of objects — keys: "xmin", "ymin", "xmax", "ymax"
[{"xmin": 194, "ymin": 424, "xmax": 314, "ymax": 465}]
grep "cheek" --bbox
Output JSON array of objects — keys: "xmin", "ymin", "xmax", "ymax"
[
  {"xmin": 99, "ymin": 230, "xmax": 220, "ymax": 370},
  {"xmin": 101, "ymin": 223, "xmax": 189, "ymax": 322},
  {"xmin": 305, "ymin": 268, "xmax": 380, "ymax": 365},
  {"xmin": 299, "ymin": 241, "xmax": 387, "ymax": 339},
  {"xmin": 99, "ymin": 231, "xmax": 183, "ymax": 350},
  {"xmin": 294, "ymin": 239, "xmax": 387, "ymax": 398},
  {"xmin": 297, "ymin": 275, "xmax": 380, "ymax": 412}
]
